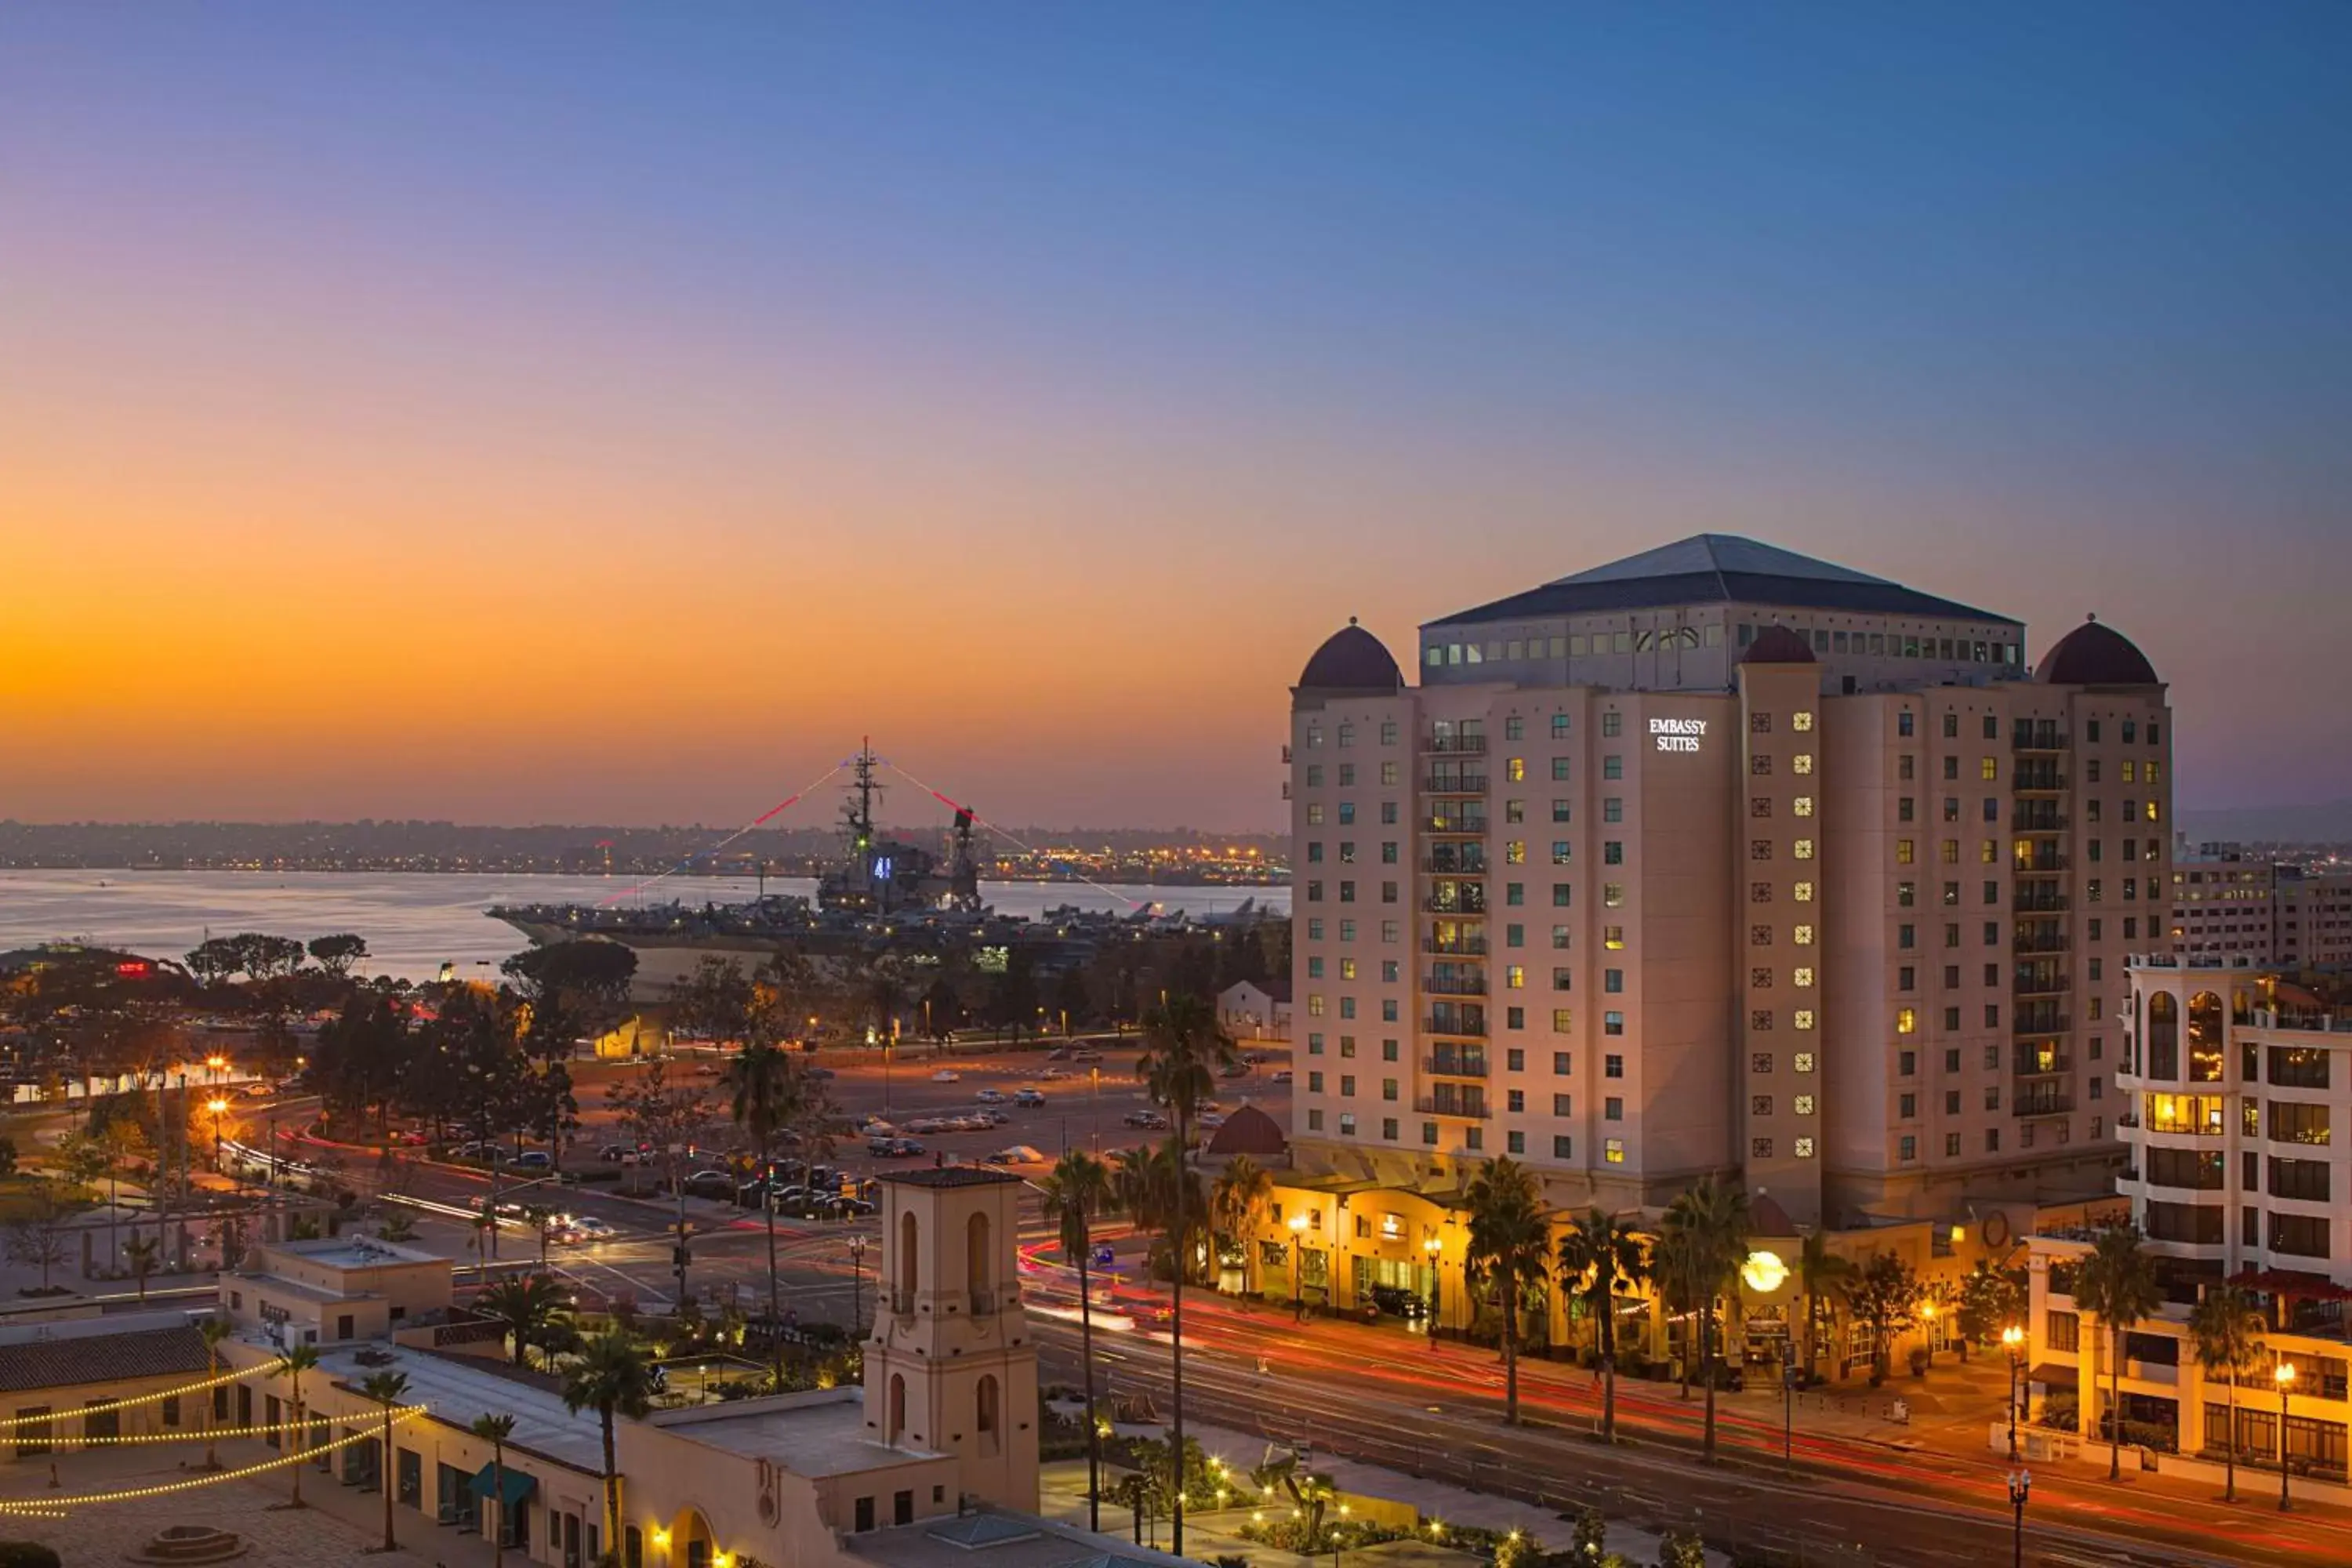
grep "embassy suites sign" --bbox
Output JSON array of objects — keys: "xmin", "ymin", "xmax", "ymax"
[{"xmin": 1649, "ymin": 717, "xmax": 1708, "ymax": 753}]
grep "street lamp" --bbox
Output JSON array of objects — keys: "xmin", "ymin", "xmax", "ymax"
[
  {"xmin": 1423, "ymin": 1236, "xmax": 1442, "ymax": 1348},
  {"xmin": 2274, "ymin": 1361, "xmax": 2296, "ymax": 1512},
  {"xmin": 1919, "ymin": 1299, "xmax": 1937, "ymax": 1369},
  {"xmin": 2005, "ymin": 1469, "xmax": 2030, "ymax": 1568},
  {"xmin": 848, "ymin": 1234, "xmax": 869, "ymax": 1336},
  {"xmin": 1289, "ymin": 1215, "xmax": 1309, "ymax": 1323},
  {"xmin": 2001, "ymin": 1324, "xmax": 2025, "ymax": 1460},
  {"xmin": 205, "ymin": 1098, "xmax": 229, "ymax": 1174}
]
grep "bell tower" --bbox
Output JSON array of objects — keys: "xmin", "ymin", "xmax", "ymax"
[{"xmin": 862, "ymin": 1168, "xmax": 1040, "ymax": 1510}]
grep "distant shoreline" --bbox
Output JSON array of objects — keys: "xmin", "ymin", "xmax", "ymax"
[{"xmin": 0, "ymin": 864, "xmax": 1290, "ymax": 887}]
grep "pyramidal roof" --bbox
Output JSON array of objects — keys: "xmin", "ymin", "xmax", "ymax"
[{"xmin": 1427, "ymin": 533, "xmax": 2016, "ymax": 629}]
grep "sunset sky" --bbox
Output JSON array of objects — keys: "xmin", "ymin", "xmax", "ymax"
[{"xmin": 5, "ymin": 5, "xmax": 2347, "ymax": 830}]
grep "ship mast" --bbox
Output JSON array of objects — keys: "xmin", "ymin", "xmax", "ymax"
[{"xmin": 844, "ymin": 736, "xmax": 882, "ymax": 855}]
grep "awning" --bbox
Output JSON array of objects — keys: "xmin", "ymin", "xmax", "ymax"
[
  {"xmin": 470, "ymin": 1463, "xmax": 537, "ymax": 1508},
  {"xmin": 2026, "ymin": 1363, "xmax": 2077, "ymax": 1388}
]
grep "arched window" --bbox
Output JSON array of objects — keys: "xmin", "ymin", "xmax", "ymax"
[
  {"xmin": 976, "ymin": 1374, "xmax": 1000, "ymax": 1454},
  {"xmin": 887, "ymin": 1373, "xmax": 906, "ymax": 1445},
  {"xmin": 898, "ymin": 1211, "xmax": 920, "ymax": 1302},
  {"xmin": 967, "ymin": 1210, "xmax": 993, "ymax": 1303},
  {"xmin": 2187, "ymin": 991, "xmax": 2224, "ymax": 1083},
  {"xmin": 2147, "ymin": 991, "xmax": 2179, "ymax": 1080}
]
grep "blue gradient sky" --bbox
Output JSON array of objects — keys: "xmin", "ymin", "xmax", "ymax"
[{"xmin": 5, "ymin": 5, "xmax": 2346, "ymax": 827}]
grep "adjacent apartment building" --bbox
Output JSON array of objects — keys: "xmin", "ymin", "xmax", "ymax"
[
  {"xmin": 2025, "ymin": 956, "xmax": 2350, "ymax": 1486},
  {"xmin": 1288, "ymin": 535, "xmax": 2172, "ymax": 1229},
  {"xmin": 2166, "ymin": 848, "xmax": 2352, "ymax": 971}
]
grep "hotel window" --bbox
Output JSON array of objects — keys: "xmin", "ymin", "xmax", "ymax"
[
  {"xmin": 1899, "ymin": 753, "xmax": 1915, "ymax": 780},
  {"xmin": 1944, "ymin": 757, "xmax": 1959, "ymax": 781},
  {"xmin": 1602, "ymin": 756, "xmax": 1622, "ymax": 780},
  {"xmin": 1602, "ymin": 711, "xmax": 1622, "ymax": 737},
  {"xmin": 1306, "ymin": 805, "xmax": 1323, "ymax": 826},
  {"xmin": 1339, "ymin": 958, "xmax": 1357, "ymax": 980},
  {"xmin": 1604, "ymin": 1138, "xmax": 1624, "ymax": 1164},
  {"xmin": 1981, "ymin": 757, "xmax": 1998, "ymax": 781},
  {"xmin": 1339, "ymin": 764, "xmax": 1356, "ymax": 786},
  {"xmin": 1794, "ymin": 840, "xmax": 1814, "ymax": 860},
  {"xmin": 1307, "ymin": 726, "xmax": 1323, "ymax": 748},
  {"xmin": 1552, "ymin": 925, "xmax": 1570, "ymax": 949},
  {"xmin": 1792, "ymin": 753, "xmax": 1813, "ymax": 775},
  {"xmin": 1603, "ymin": 841, "xmax": 1624, "ymax": 865},
  {"xmin": 1793, "ymin": 924, "xmax": 1814, "ymax": 946},
  {"xmin": 1943, "ymin": 713, "xmax": 1960, "ymax": 739},
  {"xmin": 1552, "ymin": 967, "xmax": 1572, "ymax": 990},
  {"xmin": 1941, "ymin": 840, "xmax": 1959, "ymax": 864},
  {"xmin": 1504, "ymin": 717, "xmax": 1524, "ymax": 741},
  {"xmin": 1507, "ymin": 757, "xmax": 1526, "ymax": 782},
  {"xmin": 1551, "ymin": 714, "xmax": 1570, "ymax": 739},
  {"xmin": 1604, "ymin": 1011, "xmax": 1624, "ymax": 1036},
  {"xmin": 1383, "ymin": 1118, "xmax": 1399, "ymax": 1140},
  {"xmin": 1898, "ymin": 711, "xmax": 1915, "ymax": 737},
  {"xmin": 1308, "ymin": 957, "xmax": 1324, "ymax": 978},
  {"xmin": 1306, "ymin": 880, "xmax": 1323, "ymax": 902},
  {"xmin": 1504, "ymin": 799, "xmax": 1524, "ymax": 823},
  {"xmin": 1381, "ymin": 920, "xmax": 1399, "ymax": 942},
  {"xmin": 1552, "ymin": 841, "xmax": 1572, "ymax": 865},
  {"xmin": 1603, "ymin": 925, "xmax": 1624, "ymax": 949},
  {"xmin": 1505, "ymin": 883, "xmax": 1523, "ymax": 906},
  {"xmin": 1603, "ymin": 883, "xmax": 1624, "ymax": 907},
  {"xmin": 1339, "ymin": 880, "xmax": 1355, "ymax": 902},
  {"xmin": 1551, "ymin": 1010, "xmax": 1573, "ymax": 1033},
  {"xmin": 1505, "ymin": 965, "xmax": 1525, "ymax": 989},
  {"xmin": 1553, "ymin": 799, "xmax": 1573, "ymax": 822},
  {"xmin": 1902, "ymin": 797, "xmax": 1918, "ymax": 822},
  {"xmin": 1896, "ymin": 840, "xmax": 1915, "ymax": 864},
  {"xmin": 1381, "ymin": 801, "xmax": 1397, "ymax": 823},
  {"xmin": 1381, "ymin": 761, "xmax": 1399, "ymax": 785},
  {"xmin": 1551, "ymin": 883, "xmax": 1572, "ymax": 907},
  {"xmin": 1602, "ymin": 797, "xmax": 1622, "ymax": 822},
  {"xmin": 1604, "ymin": 968, "xmax": 1624, "ymax": 993},
  {"xmin": 1899, "ymin": 1136, "xmax": 1917, "ymax": 1162},
  {"xmin": 1339, "ymin": 998, "xmax": 1356, "ymax": 1018},
  {"xmin": 1605, "ymin": 1097, "xmax": 1624, "ymax": 1120},
  {"xmin": 1505, "ymin": 840, "xmax": 1526, "ymax": 864}
]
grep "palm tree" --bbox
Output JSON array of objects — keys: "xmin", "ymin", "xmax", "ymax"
[
  {"xmin": 1649, "ymin": 1224, "xmax": 1699, "ymax": 1403},
  {"xmin": 724, "ymin": 1040, "xmax": 806, "ymax": 1379},
  {"xmin": 1558, "ymin": 1207, "xmax": 1648, "ymax": 1443},
  {"xmin": 1040, "ymin": 1149, "xmax": 1116, "ymax": 1531},
  {"xmin": 122, "ymin": 1232, "xmax": 160, "ymax": 1301},
  {"xmin": 199, "ymin": 1316, "xmax": 233, "ymax": 1469},
  {"xmin": 520, "ymin": 1204, "xmax": 559, "ymax": 1270},
  {"xmin": 562, "ymin": 1328, "xmax": 656, "ymax": 1558},
  {"xmin": 476, "ymin": 1273, "xmax": 572, "ymax": 1369},
  {"xmin": 1662, "ymin": 1175, "xmax": 1750, "ymax": 1463},
  {"xmin": 359, "ymin": 1371, "xmax": 409, "ymax": 1550},
  {"xmin": 1463, "ymin": 1156, "xmax": 1550, "ymax": 1425},
  {"xmin": 470, "ymin": 1413, "xmax": 517, "ymax": 1568},
  {"xmin": 2187, "ymin": 1284, "xmax": 2267, "ymax": 1502},
  {"xmin": 2073, "ymin": 1222, "xmax": 2161, "ymax": 1481},
  {"xmin": 1210, "ymin": 1156, "xmax": 1274, "ymax": 1296},
  {"xmin": 274, "ymin": 1344, "xmax": 320, "ymax": 1506},
  {"xmin": 1134, "ymin": 991, "xmax": 1236, "ymax": 1555},
  {"xmin": 1796, "ymin": 1230, "xmax": 1853, "ymax": 1386}
]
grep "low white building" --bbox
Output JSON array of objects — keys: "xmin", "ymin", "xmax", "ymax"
[{"xmin": 1217, "ymin": 978, "xmax": 1291, "ymax": 1038}]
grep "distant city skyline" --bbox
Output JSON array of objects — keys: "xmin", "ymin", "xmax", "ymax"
[{"xmin": 8, "ymin": 5, "xmax": 2347, "ymax": 827}]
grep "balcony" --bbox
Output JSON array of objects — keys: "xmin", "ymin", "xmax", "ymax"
[
  {"xmin": 1423, "ymin": 973, "xmax": 1487, "ymax": 997},
  {"xmin": 1423, "ymin": 733, "xmax": 1488, "ymax": 755},
  {"xmin": 2013, "ymin": 1050, "xmax": 2073, "ymax": 1076},
  {"xmin": 1413, "ymin": 1094, "xmax": 1492, "ymax": 1120},
  {"xmin": 1421, "ymin": 936, "xmax": 1490, "ymax": 956},
  {"xmin": 2016, "ymin": 891, "xmax": 2071, "ymax": 913},
  {"xmin": 1425, "ymin": 1014, "xmax": 1489, "ymax": 1038},
  {"xmin": 2013, "ymin": 1011, "xmax": 2071, "ymax": 1036},
  {"xmin": 1422, "ymin": 1052, "xmax": 1490, "ymax": 1078},
  {"xmin": 2014, "ymin": 933, "xmax": 2071, "ymax": 954},
  {"xmin": 2011, "ymin": 725, "xmax": 2070, "ymax": 753},
  {"xmin": 2014, "ymin": 768, "xmax": 2068, "ymax": 794},
  {"xmin": 1421, "ymin": 851, "xmax": 1488, "ymax": 875},
  {"xmin": 2012, "ymin": 808, "xmax": 2069, "ymax": 833},
  {"xmin": 1425, "ymin": 812, "xmax": 1488, "ymax": 837},
  {"xmin": 2014, "ymin": 1092, "xmax": 2076, "ymax": 1118},
  {"xmin": 1424, "ymin": 774, "xmax": 1489, "ymax": 795},
  {"xmin": 2014, "ymin": 853, "xmax": 2070, "ymax": 874},
  {"xmin": 1421, "ymin": 895, "xmax": 1488, "ymax": 915},
  {"xmin": 2012, "ymin": 971, "xmax": 2073, "ymax": 997}
]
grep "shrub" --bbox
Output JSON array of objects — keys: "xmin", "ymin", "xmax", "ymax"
[
  {"xmin": 0, "ymin": 1542, "xmax": 64, "ymax": 1568},
  {"xmin": 1656, "ymin": 1529, "xmax": 1705, "ymax": 1568}
]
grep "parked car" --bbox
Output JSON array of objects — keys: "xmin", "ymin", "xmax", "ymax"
[
  {"xmin": 1242, "ymin": 1051, "xmax": 1267, "ymax": 1065},
  {"xmin": 1013, "ymin": 1088, "xmax": 1047, "ymax": 1108},
  {"xmin": 1071, "ymin": 1047, "xmax": 1104, "ymax": 1062},
  {"xmin": 1123, "ymin": 1110, "xmax": 1168, "ymax": 1130},
  {"xmin": 1037, "ymin": 1067, "xmax": 1069, "ymax": 1081},
  {"xmin": 683, "ymin": 1169, "xmax": 737, "ymax": 1200},
  {"xmin": 825, "ymin": 1196, "xmax": 878, "ymax": 1219},
  {"xmin": 931, "ymin": 1069, "xmax": 961, "ymax": 1083},
  {"xmin": 1045, "ymin": 1046, "xmax": 1072, "ymax": 1061},
  {"xmin": 1272, "ymin": 1069, "xmax": 1294, "ymax": 1083},
  {"xmin": 507, "ymin": 1149, "xmax": 553, "ymax": 1171},
  {"xmin": 975, "ymin": 1088, "xmax": 1006, "ymax": 1105},
  {"xmin": 597, "ymin": 1142, "xmax": 649, "ymax": 1163},
  {"xmin": 565, "ymin": 1217, "xmax": 619, "ymax": 1243},
  {"xmin": 1218, "ymin": 1062, "xmax": 1249, "ymax": 1078}
]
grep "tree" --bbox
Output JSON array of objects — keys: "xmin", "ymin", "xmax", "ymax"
[
  {"xmin": 359, "ymin": 1371, "xmax": 410, "ymax": 1549},
  {"xmin": 476, "ymin": 1274, "xmax": 574, "ymax": 1369},
  {"xmin": 1656, "ymin": 1529, "xmax": 1706, "ymax": 1568},
  {"xmin": 470, "ymin": 1413, "xmax": 517, "ymax": 1568},
  {"xmin": 307, "ymin": 935, "xmax": 369, "ymax": 978},
  {"xmin": 200, "ymin": 1317, "xmax": 233, "ymax": 1468},
  {"xmin": 2187, "ymin": 1284, "xmax": 2266, "ymax": 1503},
  {"xmin": 0, "ymin": 1135, "xmax": 16, "ymax": 1177},
  {"xmin": 1796, "ymin": 1231, "xmax": 1854, "ymax": 1385},
  {"xmin": 274, "ymin": 1345, "xmax": 321, "ymax": 1506},
  {"xmin": 668, "ymin": 957, "xmax": 755, "ymax": 1047},
  {"xmin": 1841, "ymin": 1250, "xmax": 1922, "ymax": 1388},
  {"xmin": 723, "ymin": 1040, "xmax": 815, "ymax": 1377},
  {"xmin": 1559, "ymin": 1207, "xmax": 1649, "ymax": 1442},
  {"xmin": 1248, "ymin": 1452, "xmax": 1338, "ymax": 1550},
  {"xmin": 607, "ymin": 1058, "xmax": 712, "ymax": 1195},
  {"xmin": 1661, "ymin": 1174, "xmax": 1749, "ymax": 1462},
  {"xmin": 1955, "ymin": 1258, "xmax": 2025, "ymax": 1356},
  {"xmin": 3, "ymin": 1191, "xmax": 74, "ymax": 1292},
  {"xmin": 1042, "ymin": 1149, "xmax": 1116, "ymax": 1530},
  {"xmin": 752, "ymin": 951, "xmax": 821, "ymax": 1044},
  {"xmin": 122, "ymin": 1232, "xmax": 160, "ymax": 1301},
  {"xmin": 2073, "ymin": 1222, "xmax": 2161, "ymax": 1480},
  {"xmin": 1210, "ymin": 1156, "xmax": 1273, "ymax": 1295},
  {"xmin": 1133, "ymin": 992, "xmax": 1235, "ymax": 1555},
  {"xmin": 562, "ymin": 1329, "xmax": 656, "ymax": 1559},
  {"xmin": 1464, "ymin": 1155, "xmax": 1550, "ymax": 1425}
]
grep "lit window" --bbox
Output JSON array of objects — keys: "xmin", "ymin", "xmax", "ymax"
[
  {"xmin": 1792, "ymin": 797, "xmax": 1814, "ymax": 818},
  {"xmin": 1603, "ymin": 884, "xmax": 1624, "ymax": 907},
  {"xmin": 1793, "ymin": 881, "xmax": 1813, "ymax": 902},
  {"xmin": 1506, "ymin": 966, "xmax": 1525, "ymax": 989},
  {"xmin": 1793, "ymin": 967, "xmax": 1814, "ymax": 988},
  {"xmin": 1603, "ymin": 1138, "xmax": 1624, "ymax": 1164},
  {"xmin": 1896, "ymin": 1007, "xmax": 1915, "ymax": 1034},
  {"xmin": 1793, "ymin": 840, "xmax": 1814, "ymax": 861},
  {"xmin": 1793, "ymin": 1095, "xmax": 1815, "ymax": 1116},
  {"xmin": 1793, "ymin": 1137, "xmax": 1816, "ymax": 1158},
  {"xmin": 1793, "ymin": 1010, "xmax": 1814, "ymax": 1031},
  {"xmin": 1793, "ymin": 1051, "xmax": 1815, "ymax": 1072},
  {"xmin": 1792, "ymin": 924, "xmax": 1813, "ymax": 946},
  {"xmin": 1507, "ymin": 758, "xmax": 1526, "ymax": 782},
  {"xmin": 1791, "ymin": 754, "xmax": 1813, "ymax": 775},
  {"xmin": 1603, "ymin": 926, "xmax": 1624, "ymax": 949},
  {"xmin": 1791, "ymin": 712, "xmax": 1814, "ymax": 732}
]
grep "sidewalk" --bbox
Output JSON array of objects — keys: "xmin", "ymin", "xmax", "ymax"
[{"xmin": 1044, "ymin": 1421, "xmax": 1726, "ymax": 1568}]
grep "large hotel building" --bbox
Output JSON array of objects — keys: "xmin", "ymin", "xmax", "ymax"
[{"xmin": 1287, "ymin": 535, "xmax": 2172, "ymax": 1229}]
